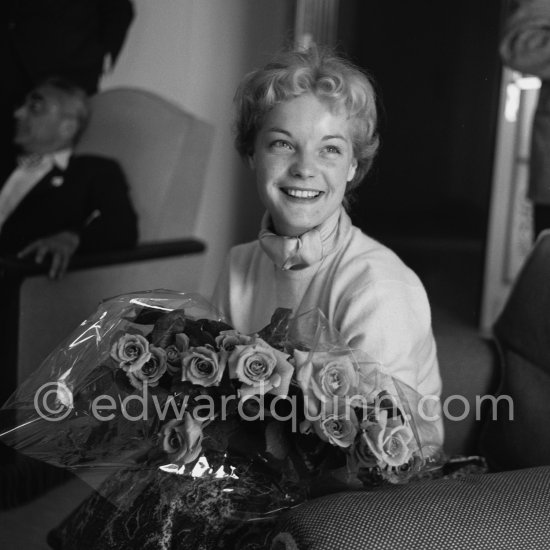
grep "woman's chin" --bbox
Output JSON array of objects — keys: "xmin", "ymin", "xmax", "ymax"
[{"xmin": 273, "ymin": 219, "xmax": 317, "ymax": 237}]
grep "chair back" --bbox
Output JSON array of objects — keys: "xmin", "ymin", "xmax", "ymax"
[
  {"xmin": 479, "ymin": 230, "xmax": 550, "ymax": 470},
  {"xmin": 76, "ymin": 87, "xmax": 214, "ymax": 242},
  {"xmin": 493, "ymin": 229, "xmax": 550, "ymax": 364},
  {"xmin": 6, "ymin": 89, "xmax": 214, "ymax": 395}
]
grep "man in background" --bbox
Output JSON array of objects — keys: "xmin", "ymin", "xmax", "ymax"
[
  {"xmin": 500, "ymin": 0, "xmax": 550, "ymax": 236},
  {"xmin": 1, "ymin": 0, "xmax": 134, "ymax": 174},
  {"xmin": 0, "ymin": 77, "xmax": 138, "ymax": 279}
]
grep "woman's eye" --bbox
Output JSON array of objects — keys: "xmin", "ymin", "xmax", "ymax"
[
  {"xmin": 323, "ymin": 145, "xmax": 342, "ymax": 155},
  {"xmin": 270, "ymin": 139, "xmax": 292, "ymax": 150}
]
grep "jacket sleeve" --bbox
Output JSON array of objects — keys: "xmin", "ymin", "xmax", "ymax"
[
  {"xmin": 97, "ymin": 0, "xmax": 135, "ymax": 64},
  {"xmin": 500, "ymin": 0, "xmax": 550, "ymax": 78},
  {"xmin": 77, "ymin": 158, "xmax": 138, "ymax": 253}
]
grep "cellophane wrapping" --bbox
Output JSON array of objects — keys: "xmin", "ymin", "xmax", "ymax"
[{"xmin": 1, "ymin": 289, "xmax": 443, "ymax": 542}]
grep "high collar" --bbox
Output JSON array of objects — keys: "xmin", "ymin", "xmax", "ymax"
[{"xmin": 258, "ymin": 206, "xmax": 352, "ymax": 270}]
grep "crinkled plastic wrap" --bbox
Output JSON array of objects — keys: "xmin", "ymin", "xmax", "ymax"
[{"xmin": 0, "ymin": 290, "xmax": 443, "ymax": 536}]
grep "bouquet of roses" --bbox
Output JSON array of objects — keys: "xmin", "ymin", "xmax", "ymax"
[{"xmin": 0, "ymin": 290, "xmax": 442, "ymax": 511}]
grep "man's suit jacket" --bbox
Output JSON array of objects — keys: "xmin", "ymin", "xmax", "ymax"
[{"xmin": 0, "ymin": 154, "xmax": 138, "ymax": 255}]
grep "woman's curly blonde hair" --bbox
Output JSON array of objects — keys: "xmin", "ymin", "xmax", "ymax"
[{"xmin": 233, "ymin": 46, "xmax": 379, "ymax": 197}]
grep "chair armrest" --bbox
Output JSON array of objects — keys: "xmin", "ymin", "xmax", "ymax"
[
  {"xmin": 0, "ymin": 238, "xmax": 206, "ymax": 405},
  {"xmin": 273, "ymin": 466, "xmax": 550, "ymax": 549},
  {"xmin": 0, "ymin": 238, "xmax": 206, "ymax": 277}
]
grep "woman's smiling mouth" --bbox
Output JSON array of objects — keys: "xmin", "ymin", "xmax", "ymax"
[{"xmin": 282, "ymin": 188, "xmax": 322, "ymax": 199}]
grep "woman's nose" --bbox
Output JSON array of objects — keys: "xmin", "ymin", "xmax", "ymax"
[{"xmin": 290, "ymin": 150, "xmax": 317, "ymax": 179}]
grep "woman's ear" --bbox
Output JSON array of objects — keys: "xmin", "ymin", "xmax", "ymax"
[
  {"xmin": 247, "ymin": 153, "xmax": 255, "ymax": 170},
  {"xmin": 347, "ymin": 158, "xmax": 358, "ymax": 182}
]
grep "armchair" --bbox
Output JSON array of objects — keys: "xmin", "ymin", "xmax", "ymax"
[
  {"xmin": 5, "ymin": 234, "xmax": 550, "ymax": 548},
  {"xmin": 479, "ymin": 229, "xmax": 550, "ymax": 470},
  {"xmin": 270, "ymin": 232, "xmax": 550, "ymax": 549},
  {"xmin": 0, "ymin": 88, "xmax": 214, "ymax": 405}
]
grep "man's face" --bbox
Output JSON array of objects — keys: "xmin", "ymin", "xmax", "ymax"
[{"xmin": 14, "ymin": 85, "xmax": 78, "ymax": 154}]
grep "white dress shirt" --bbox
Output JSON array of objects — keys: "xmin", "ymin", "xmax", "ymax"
[{"xmin": 0, "ymin": 149, "xmax": 71, "ymax": 233}]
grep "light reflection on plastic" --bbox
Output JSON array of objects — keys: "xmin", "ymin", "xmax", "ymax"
[
  {"xmin": 191, "ymin": 456, "xmax": 210, "ymax": 477},
  {"xmin": 58, "ymin": 367, "xmax": 73, "ymax": 381},
  {"xmin": 215, "ymin": 465, "xmax": 239, "ymax": 479},
  {"xmin": 68, "ymin": 321, "xmax": 102, "ymax": 348},
  {"xmin": 56, "ymin": 368, "xmax": 74, "ymax": 409},
  {"xmin": 159, "ymin": 463, "xmax": 180, "ymax": 474},
  {"xmin": 159, "ymin": 456, "xmax": 239, "ymax": 479},
  {"xmin": 129, "ymin": 298, "xmax": 172, "ymax": 311}
]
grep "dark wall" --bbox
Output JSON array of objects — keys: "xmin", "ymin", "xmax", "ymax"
[{"xmin": 339, "ymin": 0, "xmax": 505, "ymax": 240}]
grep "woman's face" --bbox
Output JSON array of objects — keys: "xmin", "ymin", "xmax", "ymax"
[{"xmin": 250, "ymin": 93, "xmax": 357, "ymax": 237}]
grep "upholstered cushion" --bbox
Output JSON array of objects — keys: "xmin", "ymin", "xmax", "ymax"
[
  {"xmin": 273, "ymin": 467, "xmax": 550, "ymax": 550},
  {"xmin": 479, "ymin": 349, "xmax": 550, "ymax": 470},
  {"xmin": 491, "ymin": 232, "xmax": 550, "ymax": 369},
  {"xmin": 479, "ymin": 232, "xmax": 550, "ymax": 470}
]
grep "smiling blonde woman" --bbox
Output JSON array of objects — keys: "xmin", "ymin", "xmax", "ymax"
[{"xmin": 212, "ymin": 46, "xmax": 443, "ymax": 447}]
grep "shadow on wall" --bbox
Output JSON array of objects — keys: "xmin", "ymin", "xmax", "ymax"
[
  {"xmin": 338, "ymin": 0, "xmax": 504, "ymax": 243},
  {"xmin": 231, "ymin": 2, "xmax": 296, "ymax": 245}
]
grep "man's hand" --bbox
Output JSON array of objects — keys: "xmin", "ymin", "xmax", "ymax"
[{"xmin": 18, "ymin": 231, "xmax": 80, "ymax": 279}]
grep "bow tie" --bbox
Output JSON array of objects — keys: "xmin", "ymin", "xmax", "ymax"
[{"xmin": 258, "ymin": 208, "xmax": 348, "ymax": 270}]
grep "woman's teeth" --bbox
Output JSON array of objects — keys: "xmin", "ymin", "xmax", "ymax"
[{"xmin": 284, "ymin": 189, "xmax": 321, "ymax": 199}]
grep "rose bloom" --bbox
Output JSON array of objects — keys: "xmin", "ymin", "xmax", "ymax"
[
  {"xmin": 165, "ymin": 333, "xmax": 190, "ymax": 376},
  {"xmin": 181, "ymin": 346, "xmax": 225, "ymax": 387},
  {"xmin": 228, "ymin": 338, "xmax": 293, "ymax": 398},
  {"xmin": 295, "ymin": 350, "xmax": 359, "ymax": 417},
  {"xmin": 215, "ymin": 330, "xmax": 253, "ymax": 353},
  {"xmin": 160, "ymin": 414, "xmax": 203, "ymax": 465},
  {"xmin": 126, "ymin": 346, "xmax": 167, "ymax": 390},
  {"xmin": 351, "ymin": 429, "xmax": 377, "ymax": 469},
  {"xmin": 313, "ymin": 405, "xmax": 359, "ymax": 448},
  {"xmin": 111, "ymin": 333, "xmax": 151, "ymax": 370},
  {"xmin": 362, "ymin": 406, "xmax": 416, "ymax": 468}
]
